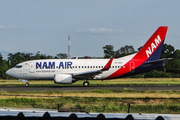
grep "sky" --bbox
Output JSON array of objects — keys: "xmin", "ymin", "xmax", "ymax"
[{"xmin": 0, "ymin": 0, "xmax": 179, "ymax": 58}]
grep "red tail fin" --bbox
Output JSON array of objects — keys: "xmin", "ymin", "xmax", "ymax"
[
  {"xmin": 134, "ymin": 26, "xmax": 168, "ymax": 60},
  {"xmin": 106, "ymin": 26, "xmax": 168, "ymax": 79}
]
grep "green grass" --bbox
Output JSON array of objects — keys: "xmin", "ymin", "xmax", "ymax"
[
  {"xmin": 1, "ymin": 89, "xmax": 180, "ymax": 94},
  {"xmin": 1, "ymin": 97, "xmax": 180, "ymax": 113},
  {"xmin": 1, "ymin": 78, "xmax": 180, "ymax": 113},
  {"xmin": 2, "ymin": 78, "xmax": 180, "ymax": 86},
  {"xmin": 1, "ymin": 89, "xmax": 180, "ymax": 99}
]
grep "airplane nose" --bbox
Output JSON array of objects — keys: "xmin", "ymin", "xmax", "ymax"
[{"xmin": 6, "ymin": 69, "xmax": 13, "ymax": 76}]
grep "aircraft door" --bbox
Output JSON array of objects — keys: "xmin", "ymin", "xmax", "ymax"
[
  {"xmin": 130, "ymin": 62, "xmax": 135, "ymax": 73},
  {"xmin": 29, "ymin": 62, "xmax": 35, "ymax": 73}
]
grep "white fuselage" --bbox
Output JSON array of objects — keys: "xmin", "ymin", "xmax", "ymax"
[{"xmin": 6, "ymin": 54, "xmax": 135, "ymax": 80}]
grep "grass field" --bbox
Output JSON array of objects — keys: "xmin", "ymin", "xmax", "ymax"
[
  {"xmin": 1, "ymin": 78, "xmax": 180, "ymax": 113},
  {"xmin": 1, "ymin": 89, "xmax": 180, "ymax": 99},
  {"xmin": 0, "ymin": 97, "xmax": 180, "ymax": 113},
  {"xmin": 1, "ymin": 78, "xmax": 180, "ymax": 86}
]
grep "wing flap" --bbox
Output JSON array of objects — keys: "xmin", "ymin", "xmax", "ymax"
[{"xmin": 73, "ymin": 70, "xmax": 101, "ymax": 79}]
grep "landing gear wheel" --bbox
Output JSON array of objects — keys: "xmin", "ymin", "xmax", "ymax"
[
  {"xmin": 83, "ymin": 81, "xmax": 89, "ymax": 87},
  {"xmin": 25, "ymin": 83, "xmax": 29, "ymax": 87}
]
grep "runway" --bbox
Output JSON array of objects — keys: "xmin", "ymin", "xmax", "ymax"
[{"xmin": 0, "ymin": 86, "xmax": 180, "ymax": 91}]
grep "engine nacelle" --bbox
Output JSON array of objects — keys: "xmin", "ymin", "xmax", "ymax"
[{"xmin": 54, "ymin": 74, "xmax": 73, "ymax": 84}]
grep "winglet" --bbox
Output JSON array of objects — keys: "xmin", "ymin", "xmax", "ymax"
[{"xmin": 101, "ymin": 58, "xmax": 114, "ymax": 71}]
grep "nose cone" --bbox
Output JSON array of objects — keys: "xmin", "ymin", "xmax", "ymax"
[{"xmin": 6, "ymin": 69, "xmax": 13, "ymax": 76}]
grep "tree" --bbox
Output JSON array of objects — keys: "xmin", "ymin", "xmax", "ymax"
[
  {"xmin": 0, "ymin": 53, "xmax": 3, "ymax": 65},
  {"xmin": 160, "ymin": 44, "xmax": 175, "ymax": 74},
  {"xmin": 173, "ymin": 49, "xmax": 180, "ymax": 59},
  {"xmin": 54, "ymin": 53, "xmax": 68, "ymax": 59},
  {"xmin": 33, "ymin": 51, "xmax": 53, "ymax": 59},
  {"xmin": 7, "ymin": 52, "xmax": 26, "ymax": 68},
  {"xmin": 0, "ymin": 53, "xmax": 9, "ymax": 79},
  {"xmin": 103, "ymin": 45, "xmax": 115, "ymax": 58},
  {"xmin": 161, "ymin": 44, "xmax": 175, "ymax": 58},
  {"xmin": 123, "ymin": 45, "xmax": 135, "ymax": 54},
  {"xmin": 115, "ymin": 45, "xmax": 136, "ymax": 58},
  {"xmin": 113, "ymin": 50, "xmax": 122, "ymax": 58},
  {"xmin": 21, "ymin": 53, "xmax": 33, "ymax": 60}
]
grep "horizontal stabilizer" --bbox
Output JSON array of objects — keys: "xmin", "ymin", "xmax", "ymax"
[{"xmin": 145, "ymin": 58, "xmax": 173, "ymax": 64}]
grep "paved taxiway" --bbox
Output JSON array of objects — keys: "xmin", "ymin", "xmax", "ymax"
[{"xmin": 0, "ymin": 86, "xmax": 180, "ymax": 91}]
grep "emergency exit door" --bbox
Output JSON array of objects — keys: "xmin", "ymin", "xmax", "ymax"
[{"xmin": 29, "ymin": 62, "xmax": 35, "ymax": 73}]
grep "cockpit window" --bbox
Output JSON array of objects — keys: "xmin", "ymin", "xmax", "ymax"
[{"xmin": 15, "ymin": 65, "xmax": 22, "ymax": 68}]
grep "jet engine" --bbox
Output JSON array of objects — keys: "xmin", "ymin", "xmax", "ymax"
[{"xmin": 54, "ymin": 74, "xmax": 73, "ymax": 84}]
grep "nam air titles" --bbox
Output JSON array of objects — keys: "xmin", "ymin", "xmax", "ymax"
[
  {"xmin": 36, "ymin": 61, "xmax": 73, "ymax": 69},
  {"xmin": 145, "ymin": 35, "xmax": 162, "ymax": 58}
]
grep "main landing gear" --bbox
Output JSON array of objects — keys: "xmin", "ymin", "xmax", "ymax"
[
  {"xmin": 25, "ymin": 82, "xmax": 29, "ymax": 87},
  {"xmin": 83, "ymin": 80, "xmax": 89, "ymax": 87}
]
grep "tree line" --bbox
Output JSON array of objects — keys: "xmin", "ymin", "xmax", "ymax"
[{"xmin": 0, "ymin": 43, "xmax": 179, "ymax": 79}]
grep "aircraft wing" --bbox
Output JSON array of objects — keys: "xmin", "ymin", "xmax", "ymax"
[
  {"xmin": 72, "ymin": 58, "xmax": 114, "ymax": 80},
  {"xmin": 145, "ymin": 58, "xmax": 173, "ymax": 65}
]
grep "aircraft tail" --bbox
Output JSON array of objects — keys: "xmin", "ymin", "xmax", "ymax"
[
  {"xmin": 106, "ymin": 26, "xmax": 168, "ymax": 79},
  {"xmin": 134, "ymin": 26, "xmax": 168, "ymax": 61}
]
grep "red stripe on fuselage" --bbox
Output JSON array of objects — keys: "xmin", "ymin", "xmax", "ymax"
[{"xmin": 106, "ymin": 26, "xmax": 168, "ymax": 79}]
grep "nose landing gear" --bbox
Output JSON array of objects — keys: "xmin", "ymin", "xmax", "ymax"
[{"xmin": 19, "ymin": 79, "xmax": 29, "ymax": 87}]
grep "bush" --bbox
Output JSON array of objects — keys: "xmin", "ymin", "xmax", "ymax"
[{"xmin": 144, "ymin": 70, "xmax": 170, "ymax": 78}]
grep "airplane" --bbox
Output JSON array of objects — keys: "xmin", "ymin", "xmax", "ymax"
[{"xmin": 6, "ymin": 26, "xmax": 172, "ymax": 87}]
